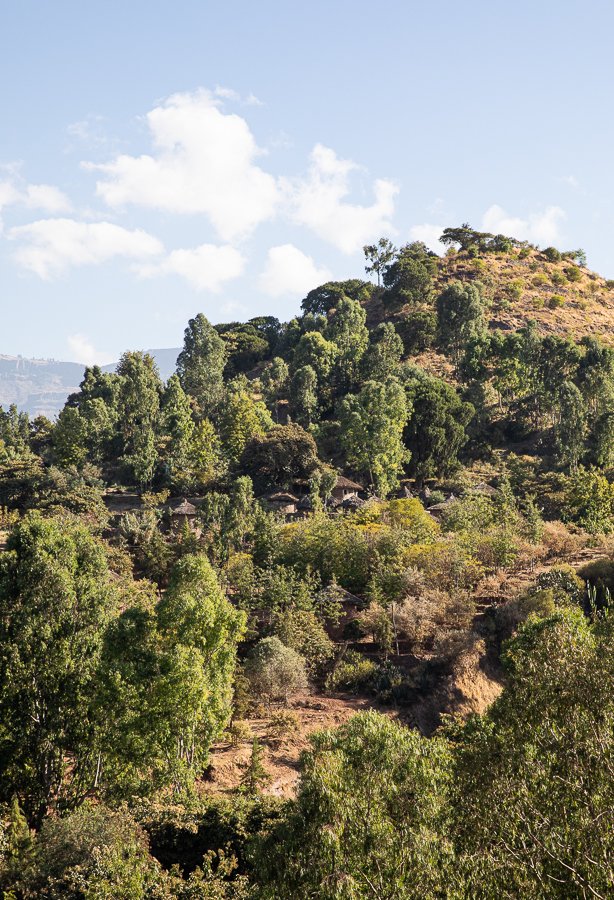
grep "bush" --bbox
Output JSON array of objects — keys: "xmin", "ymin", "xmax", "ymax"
[
  {"xmin": 531, "ymin": 273, "xmax": 549, "ymax": 287},
  {"xmin": 551, "ymin": 270, "xmax": 567, "ymax": 286},
  {"xmin": 543, "ymin": 246, "xmax": 562, "ymax": 262},
  {"xmin": 244, "ymin": 637, "xmax": 308, "ymax": 705},
  {"xmin": 564, "ymin": 265, "xmax": 582, "ymax": 282},
  {"xmin": 326, "ymin": 650, "xmax": 377, "ymax": 692},
  {"xmin": 548, "ymin": 294, "xmax": 565, "ymax": 308}
]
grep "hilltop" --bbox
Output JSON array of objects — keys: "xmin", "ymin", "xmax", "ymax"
[{"xmin": 366, "ymin": 235, "xmax": 614, "ymax": 347}]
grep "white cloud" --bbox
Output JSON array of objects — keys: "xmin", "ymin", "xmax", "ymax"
[
  {"xmin": 8, "ymin": 218, "xmax": 163, "ymax": 279},
  {"xmin": 67, "ymin": 333, "xmax": 114, "ymax": 366},
  {"xmin": 285, "ymin": 144, "xmax": 398, "ymax": 254},
  {"xmin": 0, "ymin": 178, "xmax": 71, "ymax": 215},
  {"xmin": 409, "ymin": 223, "xmax": 445, "ymax": 254},
  {"xmin": 482, "ymin": 204, "xmax": 566, "ymax": 246},
  {"xmin": 259, "ymin": 243, "xmax": 332, "ymax": 297},
  {"xmin": 86, "ymin": 89, "xmax": 279, "ymax": 241},
  {"xmin": 139, "ymin": 243, "xmax": 246, "ymax": 292}
]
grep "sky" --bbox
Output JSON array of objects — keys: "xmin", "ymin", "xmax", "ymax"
[{"xmin": 2, "ymin": 0, "xmax": 614, "ymax": 365}]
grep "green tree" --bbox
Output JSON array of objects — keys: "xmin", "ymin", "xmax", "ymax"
[
  {"xmin": 339, "ymin": 378, "xmax": 410, "ymax": 497},
  {"xmin": 177, "ymin": 313, "xmax": 228, "ymax": 418},
  {"xmin": 554, "ymin": 381, "xmax": 587, "ymax": 470},
  {"xmin": 436, "ymin": 281, "xmax": 486, "ymax": 360},
  {"xmin": 244, "ymin": 636, "xmax": 308, "ymax": 705},
  {"xmin": 100, "ymin": 554, "xmax": 245, "ymax": 795},
  {"xmin": 219, "ymin": 386, "xmax": 273, "ymax": 467},
  {"xmin": 240, "ymin": 423, "xmax": 321, "ymax": 493},
  {"xmin": 256, "ymin": 711, "xmax": 452, "ymax": 899},
  {"xmin": 0, "ymin": 514, "xmax": 121, "ymax": 824},
  {"xmin": 116, "ymin": 351, "xmax": 162, "ymax": 487},
  {"xmin": 160, "ymin": 374, "xmax": 195, "ymax": 489},
  {"xmin": 52, "ymin": 405, "xmax": 89, "ymax": 468},
  {"xmin": 404, "ymin": 371, "xmax": 474, "ymax": 486},
  {"xmin": 382, "ymin": 241, "xmax": 437, "ymax": 307},
  {"xmin": 361, "ymin": 322, "xmax": 404, "ymax": 381},
  {"xmin": 289, "ymin": 365, "xmax": 318, "ymax": 427},
  {"xmin": 363, "ymin": 237, "xmax": 397, "ymax": 286},
  {"xmin": 453, "ymin": 608, "xmax": 614, "ymax": 899},
  {"xmin": 325, "ymin": 297, "xmax": 370, "ymax": 393}
]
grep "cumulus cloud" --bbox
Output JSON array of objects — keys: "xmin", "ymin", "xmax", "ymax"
[
  {"xmin": 67, "ymin": 333, "xmax": 114, "ymax": 366},
  {"xmin": 259, "ymin": 243, "xmax": 332, "ymax": 297},
  {"xmin": 86, "ymin": 89, "xmax": 279, "ymax": 241},
  {"xmin": 482, "ymin": 204, "xmax": 566, "ymax": 246},
  {"xmin": 139, "ymin": 243, "xmax": 246, "ymax": 292},
  {"xmin": 8, "ymin": 218, "xmax": 163, "ymax": 279},
  {"xmin": 285, "ymin": 144, "xmax": 398, "ymax": 254},
  {"xmin": 0, "ymin": 178, "xmax": 71, "ymax": 216}
]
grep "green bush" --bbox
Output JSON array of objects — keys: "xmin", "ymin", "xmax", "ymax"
[
  {"xmin": 565, "ymin": 265, "xmax": 582, "ymax": 282},
  {"xmin": 543, "ymin": 246, "xmax": 562, "ymax": 262},
  {"xmin": 548, "ymin": 294, "xmax": 565, "ymax": 308},
  {"xmin": 326, "ymin": 650, "xmax": 377, "ymax": 692},
  {"xmin": 551, "ymin": 270, "xmax": 567, "ymax": 286}
]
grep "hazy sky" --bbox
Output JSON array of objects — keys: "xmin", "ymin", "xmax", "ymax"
[{"xmin": 2, "ymin": 0, "xmax": 613, "ymax": 364}]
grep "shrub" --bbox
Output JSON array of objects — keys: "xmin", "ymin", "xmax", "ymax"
[
  {"xmin": 326, "ymin": 650, "xmax": 377, "ymax": 692},
  {"xmin": 543, "ymin": 246, "xmax": 562, "ymax": 262},
  {"xmin": 564, "ymin": 265, "xmax": 582, "ymax": 282},
  {"xmin": 506, "ymin": 279, "xmax": 524, "ymax": 300},
  {"xmin": 531, "ymin": 273, "xmax": 549, "ymax": 287},
  {"xmin": 551, "ymin": 270, "xmax": 567, "ymax": 286},
  {"xmin": 244, "ymin": 637, "xmax": 308, "ymax": 705},
  {"xmin": 548, "ymin": 294, "xmax": 565, "ymax": 308},
  {"xmin": 267, "ymin": 710, "xmax": 301, "ymax": 748}
]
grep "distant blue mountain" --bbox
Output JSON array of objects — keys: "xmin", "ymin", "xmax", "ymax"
[{"xmin": 0, "ymin": 348, "xmax": 180, "ymax": 419}]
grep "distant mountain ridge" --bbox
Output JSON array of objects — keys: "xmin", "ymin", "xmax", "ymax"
[{"xmin": 0, "ymin": 348, "xmax": 180, "ymax": 419}]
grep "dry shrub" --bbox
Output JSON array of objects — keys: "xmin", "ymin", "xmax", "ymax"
[
  {"xmin": 266, "ymin": 710, "xmax": 301, "ymax": 748},
  {"xmin": 395, "ymin": 589, "xmax": 475, "ymax": 654},
  {"xmin": 495, "ymin": 589, "xmax": 557, "ymax": 639},
  {"xmin": 432, "ymin": 626, "xmax": 478, "ymax": 663},
  {"xmin": 541, "ymin": 521, "xmax": 587, "ymax": 558}
]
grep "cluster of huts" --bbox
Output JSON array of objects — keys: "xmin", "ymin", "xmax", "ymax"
[{"xmin": 105, "ymin": 477, "xmax": 500, "ymax": 531}]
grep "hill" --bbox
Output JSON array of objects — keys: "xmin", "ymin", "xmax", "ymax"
[{"xmin": 0, "ymin": 348, "xmax": 179, "ymax": 418}]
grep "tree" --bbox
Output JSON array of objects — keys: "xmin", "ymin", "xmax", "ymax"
[
  {"xmin": 100, "ymin": 554, "xmax": 245, "ymax": 795},
  {"xmin": 563, "ymin": 467, "xmax": 614, "ymax": 533},
  {"xmin": 361, "ymin": 322, "xmax": 404, "ymax": 380},
  {"xmin": 404, "ymin": 371, "xmax": 474, "ymax": 486},
  {"xmin": 292, "ymin": 331, "xmax": 338, "ymax": 387},
  {"xmin": 301, "ymin": 280, "xmax": 371, "ymax": 316},
  {"xmin": 363, "ymin": 237, "xmax": 396, "ymax": 286},
  {"xmin": 116, "ymin": 351, "xmax": 162, "ymax": 487},
  {"xmin": 244, "ymin": 636, "xmax": 308, "ymax": 705},
  {"xmin": 219, "ymin": 386, "xmax": 273, "ymax": 467},
  {"xmin": 289, "ymin": 365, "xmax": 318, "ymax": 427},
  {"xmin": 240, "ymin": 423, "xmax": 321, "ymax": 493},
  {"xmin": 256, "ymin": 711, "xmax": 452, "ymax": 898},
  {"xmin": 0, "ymin": 514, "xmax": 121, "ymax": 824},
  {"xmin": 240, "ymin": 738, "xmax": 271, "ymax": 795},
  {"xmin": 52, "ymin": 405, "xmax": 89, "ymax": 468},
  {"xmin": 554, "ymin": 381, "xmax": 587, "ymax": 470},
  {"xmin": 261, "ymin": 356, "xmax": 289, "ymax": 415},
  {"xmin": 176, "ymin": 313, "xmax": 228, "ymax": 418},
  {"xmin": 189, "ymin": 418, "xmax": 227, "ymax": 489},
  {"xmin": 339, "ymin": 378, "xmax": 410, "ymax": 497},
  {"xmin": 453, "ymin": 609, "xmax": 614, "ymax": 899},
  {"xmin": 325, "ymin": 297, "xmax": 369, "ymax": 393},
  {"xmin": 160, "ymin": 374, "xmax": 195, "ymax": 488},
  {"xmin": 436, "ymin": 281, "xmax": 486, "ymax": 360},
  {"xmin": 382, "ymin": 241, "xmax": 437, "ymax": 307}
]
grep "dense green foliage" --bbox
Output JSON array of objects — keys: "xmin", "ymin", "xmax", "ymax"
[{"xmin": 1, "ymin": 226, "xmax": 613, "ymax": 896}]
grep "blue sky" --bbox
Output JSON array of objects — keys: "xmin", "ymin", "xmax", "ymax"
[{"xmin": 1, "ymin": 0, "xmax": 613, "ymax": 365}]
